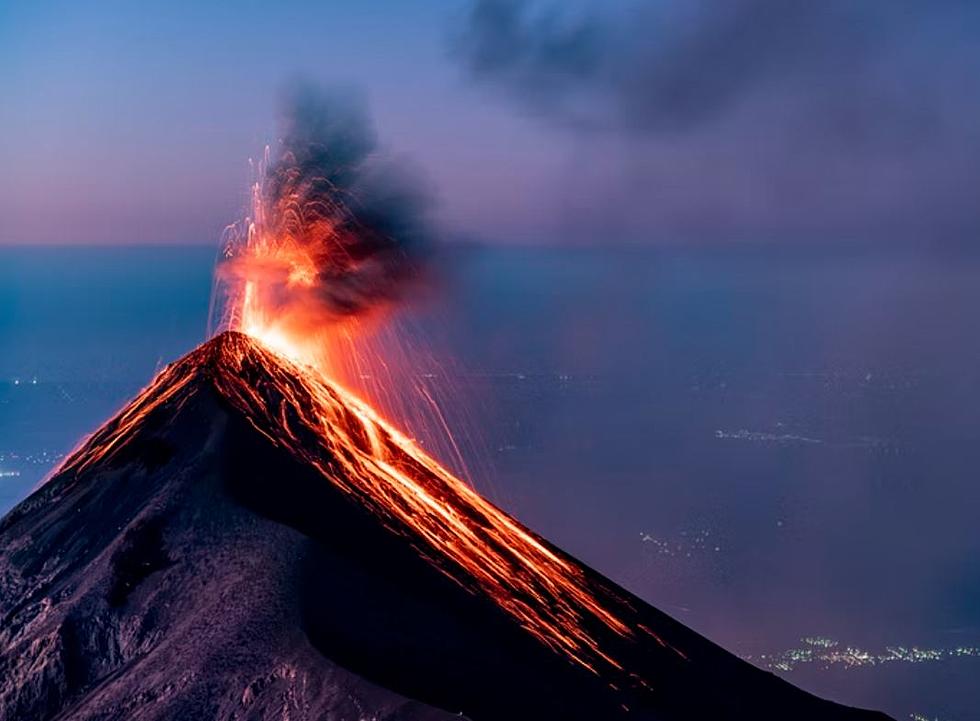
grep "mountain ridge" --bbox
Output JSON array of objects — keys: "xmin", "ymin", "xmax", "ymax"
[{"xmin": 0, "ymin": 331, "xmax": 894, "ymax": 720}]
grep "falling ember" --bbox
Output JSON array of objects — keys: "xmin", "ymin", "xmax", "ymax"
[{"xmin": 199, "ymin": 87, "xmax": 682, "ymax": 683}]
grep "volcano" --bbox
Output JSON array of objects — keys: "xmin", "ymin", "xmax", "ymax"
[{"xmin": 0, "ymin": 332, "xmax": 892, "ymax": 721}]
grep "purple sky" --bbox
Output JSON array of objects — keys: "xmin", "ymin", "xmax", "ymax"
[{"xmin": 2, "ymin": 1, "xmax": 979, "ymax": 246}]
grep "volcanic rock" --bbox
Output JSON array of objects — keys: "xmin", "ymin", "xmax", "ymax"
[{"xmin": 0, "ymin": 332, "xmax": 893, "ymax": 721}]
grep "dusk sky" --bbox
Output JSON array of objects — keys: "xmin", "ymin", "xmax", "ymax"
[
  {"xmin": 3, "ymin": 6, "xmax": 980, "ymax": 720},
  {"xmin": 2, "ymin": 0, "xmax": 979, "ymax": 246}
]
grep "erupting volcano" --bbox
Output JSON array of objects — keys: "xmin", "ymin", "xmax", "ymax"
[{"xmin": 0, "ymin": 91, "xmax": 893, "ymax": 720}]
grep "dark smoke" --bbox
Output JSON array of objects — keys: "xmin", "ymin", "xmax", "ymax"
[
  {"xmin": 456, "ymin": 0, "xmax": 976, "ymax": 137},
  {"xmin": 454, "ymin": 1, "xmax": 980, "ymax": 239},
  {"xmin": 227, "ymin": 85, "xmax": 431, "ymax": 322}
]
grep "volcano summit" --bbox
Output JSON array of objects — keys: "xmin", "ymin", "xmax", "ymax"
[{"xmin": 0, "ymin": 332, "xmax": 892, "ymax": 721}]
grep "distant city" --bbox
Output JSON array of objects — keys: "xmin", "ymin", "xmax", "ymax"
[{"xmin": 744, "ymin": 637, "xmax": 980, "ymax": 673}]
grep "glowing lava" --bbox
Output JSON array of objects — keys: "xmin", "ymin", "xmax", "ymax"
[
  {"xmin": 221, "ymin": 222, "xmax": 655, "ymax": 673},
  {"xmin": 60, "ymin": 331, "xmax": 684, "ymax": 687}
]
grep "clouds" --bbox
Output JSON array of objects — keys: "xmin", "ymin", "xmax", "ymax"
[{"xmin": 455, "ymin": 1, "xmax": 980, "ymax": 241}]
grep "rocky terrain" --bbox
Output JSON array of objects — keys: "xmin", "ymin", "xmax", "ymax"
[{"xmin": 0, "ymin": 332, "xmax": 893, "ymax": 721}]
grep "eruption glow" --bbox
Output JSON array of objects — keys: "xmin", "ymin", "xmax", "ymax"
[
  {"xmin": 212, "ymin": 87, "xmax": 429, "ymax": 381},
  {"xmin": 208, "ymin": 89, "xmax": 476, "ymax": 471}
]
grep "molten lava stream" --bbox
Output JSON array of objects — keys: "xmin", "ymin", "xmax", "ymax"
[
  {"xmin": 217, "ymin": 317, "xmax": 682, "ymax": 684},
  {"xmin": 200, "ymin": 131, "xmax": 681, "ymax": 686}
]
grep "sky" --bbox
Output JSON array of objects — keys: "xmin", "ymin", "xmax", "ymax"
[{"xmin": 2, "ymin": 0, "xmax": 979, "ymax": 246}]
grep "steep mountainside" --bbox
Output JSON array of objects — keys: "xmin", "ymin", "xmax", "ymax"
[{"xmin": 0, "ymin": 332, "xmax": 893, "ymax": 721}]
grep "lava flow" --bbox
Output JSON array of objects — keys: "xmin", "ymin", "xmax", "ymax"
[
  {"xmin": 213, "ymin": 333, "xmax": 646, "ymax": 676},
  {"xmin": 225, "ymin": 266, "xmax": 662, "ymax": 677},
  {"xmin": 61, "ymin": 330, "xmax": 681, "ymax": 685}
]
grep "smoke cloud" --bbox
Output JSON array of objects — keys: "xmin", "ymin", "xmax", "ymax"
[
  {"xmin": 221, "ymin": 85, "xmax": 431, "ymax": 325},
  {"xmin": 455, "ymin": 1, "xmax": 980, "ymax": 240}
]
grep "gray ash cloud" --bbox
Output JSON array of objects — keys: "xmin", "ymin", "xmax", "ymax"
[{"xmin": 454, "ymin": 1, "xmax": 980, "ymax": 240}]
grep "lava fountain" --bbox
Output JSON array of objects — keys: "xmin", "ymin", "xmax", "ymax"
[
  {"xmin": 211, "ymin": 87, "xmax": 430, "ymax": 377},
  {"xmin": 208, "ymin": 88, "xmax": 479, "ymax": 475}
]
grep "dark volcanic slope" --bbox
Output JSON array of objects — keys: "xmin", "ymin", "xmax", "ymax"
[{"xmin": 0, "ymin": 332, "xmax": 893, "ymax": 721}]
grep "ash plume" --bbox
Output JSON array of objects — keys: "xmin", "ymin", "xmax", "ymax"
[
  {"xmin": 220, "ymin": 85, "xmax": 431, "ymax": 326},
  {"xmin": 454, "ymin": 0, "xmax": 980, "ymax": 240},
  {"xmin": 455, "ymin": 0, "xmax": 976, "ymax": 137}
]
